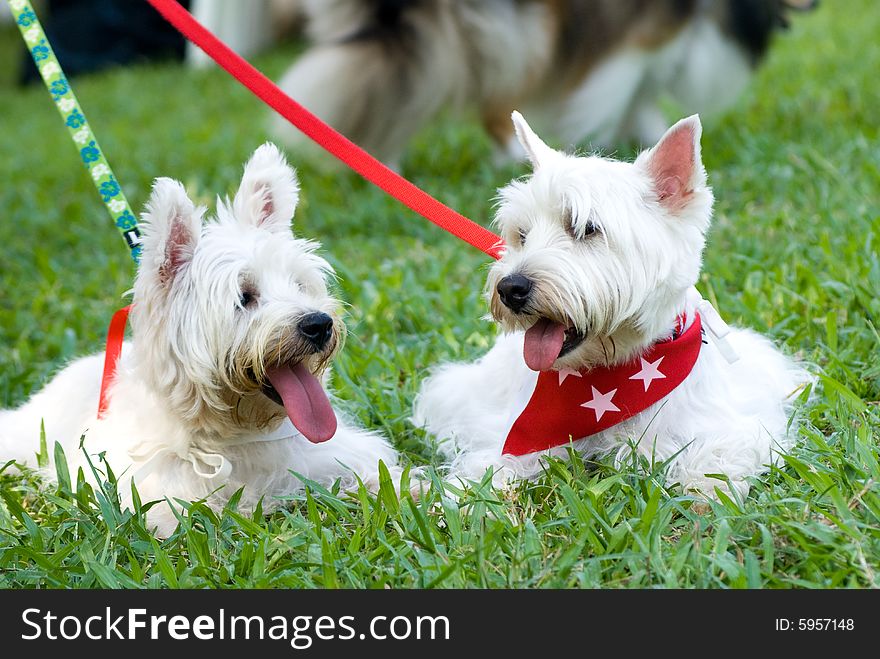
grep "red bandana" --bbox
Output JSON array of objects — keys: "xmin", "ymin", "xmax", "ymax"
[{"xmin": 502, "ymin": 313, "xmax": 703, "ymax": 456}]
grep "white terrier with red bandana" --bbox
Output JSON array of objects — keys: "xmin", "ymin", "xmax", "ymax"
[
  {"xmin": 414, "ymin": 112, "xmax": 810, "ymax": 499},
  {"xmin": 1, "ymin": 143, "xmax": 398, "ymax": 536}
]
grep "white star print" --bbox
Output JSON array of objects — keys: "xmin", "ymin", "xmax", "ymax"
[
  {"xmin": 557, "ymin": 368, "xmax": 582, "ymax": 386},
  {"xmin": 580, "ymin": 386, "xmax": 620, "ymax": 422},
  {"xmin": 629, "ymin": 356, "xmax": 667, "ymax": 392}
]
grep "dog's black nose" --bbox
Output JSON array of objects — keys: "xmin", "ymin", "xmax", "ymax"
[
  {"xmin": 298, "ymin": 312, "xmax": 334, "ymax": 349},
  {"xmin": 497, "ymin": 274, "xmax": 533, "ymax": 313}
]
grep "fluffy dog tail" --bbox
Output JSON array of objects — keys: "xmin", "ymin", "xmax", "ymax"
[{"xmin": 272, "ymin": 0, "xmax": 472, "ymax": 168}]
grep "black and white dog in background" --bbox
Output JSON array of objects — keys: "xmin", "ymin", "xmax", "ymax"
[{"xmin": 272, "ymin": 0, "xmax": 817, "ymax": 168}]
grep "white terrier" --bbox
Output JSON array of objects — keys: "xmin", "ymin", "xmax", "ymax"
[
  {"xmin": 414, "ymin": 112, "xmax": 810, "ymax": 499},
  {"xmin": 1, "ymin": 143, "xmax": 398, "ymax": 536}
]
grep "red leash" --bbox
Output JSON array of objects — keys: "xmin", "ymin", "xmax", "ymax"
[
  {"xmin": 144, "ymin": 0, "xmax": 504, "ymax": 260},
  {"xmin": 98, "ymin": 304, "xmax": 131, "ymax": 417}
]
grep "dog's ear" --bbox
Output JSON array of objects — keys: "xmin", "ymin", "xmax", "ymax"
[
  {"xmin": 637, "ymin": 115, "xmax": 707, "ymax": 211},
  {"xmin": 141, "ymin": 177, "xmax": 201, "ymax": 288},
  {"xmin": 234, "ymin": 142, "xmax": 299, "ymax": 233},
  {"xmin": 511, "ymin": 111, "xmax": 557, "ymax": 170}
]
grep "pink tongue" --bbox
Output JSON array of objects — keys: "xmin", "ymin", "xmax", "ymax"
[
  {"xmin": 267, "ymin": 363, "xmax": 338, "ymax": 443},
  {"xmin": 524, "ymin": 319, "xmax": 566, "ymax": 372}
]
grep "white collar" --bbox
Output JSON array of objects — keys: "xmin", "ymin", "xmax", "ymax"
[
  {"xmin": 133, "ymin": 418, "xmax": 302, "ymax": 486},
  {"xmin": 236, "ymin": 417, "xmax": 301, "ymax": 444}
]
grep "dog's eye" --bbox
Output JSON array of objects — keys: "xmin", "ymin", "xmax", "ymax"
[
  {"xmin": 239, "ymin": 289, "xmax": 257, "ymax": 308},
  {"xmin": 565, "ymin": 207, "xmax": 600, "ymax": 240},
  {"xmin": 518, "ymin": 228, "xmax": 527, "ymax": 246}
]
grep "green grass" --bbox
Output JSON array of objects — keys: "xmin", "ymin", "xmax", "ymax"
[{"xmin": 1, "ymin": 2, "xmax": 879, "ymax": 588}]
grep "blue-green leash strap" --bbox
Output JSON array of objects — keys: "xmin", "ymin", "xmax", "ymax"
[{"xmin": 7, "ymin": 0, "xmax": 142, "ymax": 262}]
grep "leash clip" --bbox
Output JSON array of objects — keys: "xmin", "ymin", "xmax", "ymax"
[{"xmin": 687, "ymin": 287, "xmax": 739, "ymax": 364}]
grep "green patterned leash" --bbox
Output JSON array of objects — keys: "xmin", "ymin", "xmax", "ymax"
[{"xmin": 8, "ymin": 0, "xmax": 142, "ymax": 262}]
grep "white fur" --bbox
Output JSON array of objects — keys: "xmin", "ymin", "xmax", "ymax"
[
  {"xmin": 665, "ymin": 17, "xmax": 755, "ymax": 123},
  {"xmin": 527, "ymin": 14, "xmax": 755, "ymax": 150},
  {"xmin": 414, "ymin": 114, "xmax": 811, "ymax": 498},
  {"xmin": 549, "ymin": 48, "xmax": 653, "ymax": 149},
  {"xmin": 0, "ymin": 143, "xmax": 398, "ymax": 536}
]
